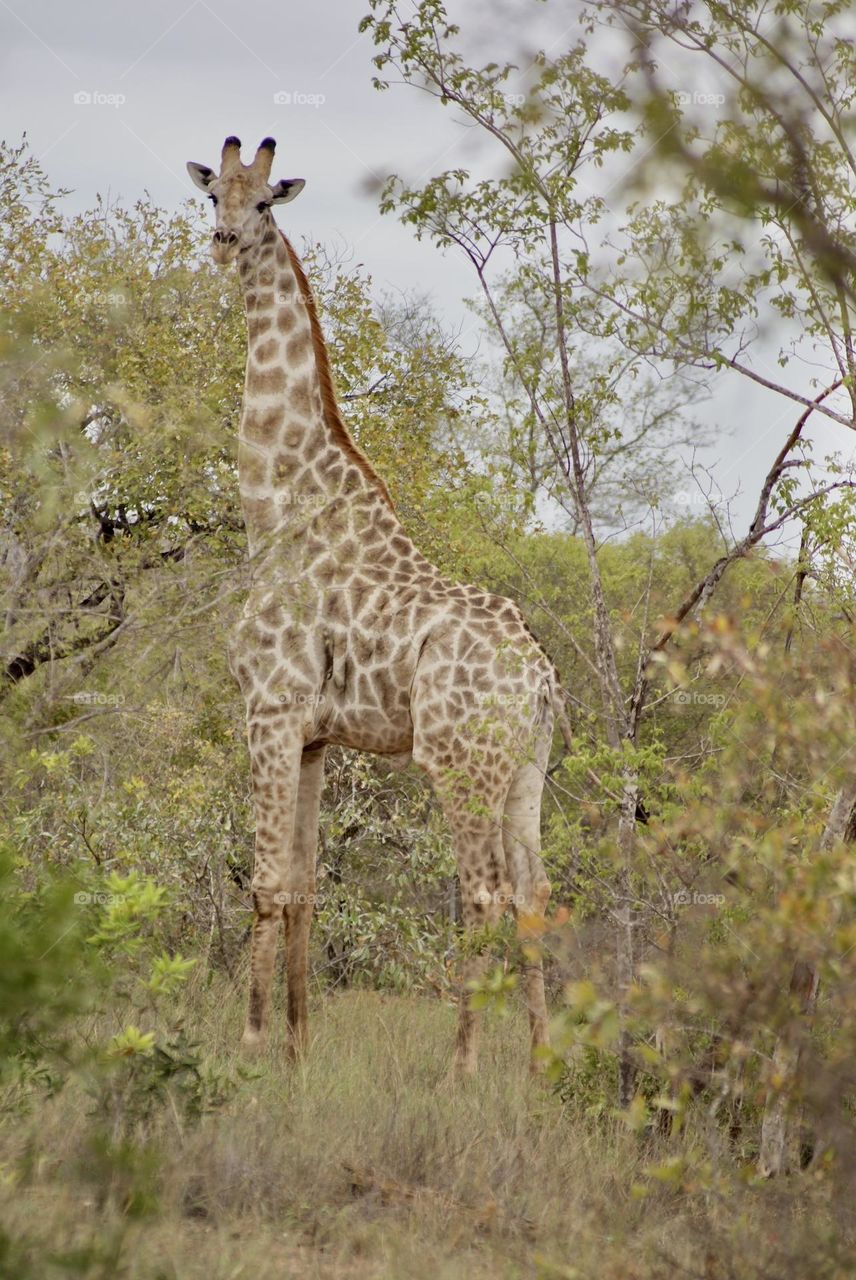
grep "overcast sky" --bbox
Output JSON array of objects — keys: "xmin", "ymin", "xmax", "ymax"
[{"xmin": 1, "ymin": 0, "xmax": 849, "ymax": 546}]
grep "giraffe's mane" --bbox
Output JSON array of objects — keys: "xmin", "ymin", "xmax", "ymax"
[{"xmin": 279, "ymin": 232, "xmax": 395, "ymax": 512}]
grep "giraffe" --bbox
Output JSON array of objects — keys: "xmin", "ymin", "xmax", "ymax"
[{"xmin": 186, "ymin": 136, "xmax": 572, "ymax": 1073}]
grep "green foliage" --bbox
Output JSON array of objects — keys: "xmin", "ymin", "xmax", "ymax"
[
  {"xmin": 467, "ymin": 963, "xmax": 517, "ymax": 1015},
  {"xmin": 86, "ymin": 874, "xmax": 169, "ymax": 951},
  {"xmin": 0, "ymin": 844, "xmax": 101, "ymax": 1075},
  {"xmin": 541, "ymin": 626, "xmax": 856, "ymax": 1182}
]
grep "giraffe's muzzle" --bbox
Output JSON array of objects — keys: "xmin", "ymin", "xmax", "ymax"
[{"xmin": 211, "ymin": 228, "xmax": 241, "ymax": 265}]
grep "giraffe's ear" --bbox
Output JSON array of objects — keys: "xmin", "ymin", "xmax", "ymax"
[
  {"xmin": 270, "ymin": 178, "xmax": 306, "ymax": 205},
  {"xmin": 186, "ymin": 162, "xmax": 215, "ymax": 192}
]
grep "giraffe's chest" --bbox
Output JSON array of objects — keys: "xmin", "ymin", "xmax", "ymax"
[
  {"xmin": 228, "ymin": 600, "xmax": 420, "ymax": 755},
  {"xmin": 310, "ymin": 620, "xmax": 418, "ymax": 753}
]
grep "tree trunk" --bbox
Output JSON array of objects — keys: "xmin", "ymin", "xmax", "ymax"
[{"xmin": 616, "ymin": 776, "xmax": 639, "ymax": 1107}]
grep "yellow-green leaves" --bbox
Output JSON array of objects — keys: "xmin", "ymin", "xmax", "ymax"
[
  {"xmin": 107, "ymin": 1025, "xmax": 155, "ymax": 1058},
  {"xmin": 145, "ymin": 954, "xmax": 196, "ymax": 997}
]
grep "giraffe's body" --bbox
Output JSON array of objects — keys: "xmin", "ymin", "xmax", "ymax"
[{"xmin": 188, "ymin": 137, "xmax": 569, "ymax": 1071}]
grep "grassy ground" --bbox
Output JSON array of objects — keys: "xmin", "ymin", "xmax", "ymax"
[{"xmin": 0, "ymin": 979, "xmax": 852, "ymax": 1279}]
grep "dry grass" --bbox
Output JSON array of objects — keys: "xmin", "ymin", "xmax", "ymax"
[{"xmin": 0, "ymin": 979, "xmax": 852, "ymax": 1279}]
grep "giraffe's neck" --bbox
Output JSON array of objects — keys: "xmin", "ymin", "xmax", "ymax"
[{"xmin": 236, "ymin": 219, "xmax": 393, "ymax": 559}]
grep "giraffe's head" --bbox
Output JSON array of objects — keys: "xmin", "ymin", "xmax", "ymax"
[{"xmin": 186, "ymin": 136, "xmax": 305, "ymax": 265}]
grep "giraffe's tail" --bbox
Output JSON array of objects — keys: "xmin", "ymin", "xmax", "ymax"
[{"xmin": 545, "ymin": 672, "xmax": 573, "ymax": 773}]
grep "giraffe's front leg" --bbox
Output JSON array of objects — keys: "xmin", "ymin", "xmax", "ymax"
[{"xmin": 242, "ymin": 736, "xmax": 303, "ymax": 1054}]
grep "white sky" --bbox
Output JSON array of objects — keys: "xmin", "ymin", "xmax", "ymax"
[{"xmin": 1, "ymin": 0, "xmax": 851, "ymax": 548}]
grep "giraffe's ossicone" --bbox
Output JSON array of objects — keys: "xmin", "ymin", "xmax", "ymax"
[{"xmin": 186, "ymin": 135, "xmax": 572, "ymax": 1073}]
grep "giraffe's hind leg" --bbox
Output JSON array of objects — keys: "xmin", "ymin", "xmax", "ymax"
[
  {"xmin": 414, "ymin": 743, "xmax": 513, "ymax": 1074},
  {"xmin": 411, "ymin": 663, "xmax": 547, "ymax": 1073},
  {"xmin": 450, "ymin": 814, "xmax": 510, "ymax": 1074},
  {"xmin": 502, "ymin": 748, "xmax": 552, "ymax": 1071}
]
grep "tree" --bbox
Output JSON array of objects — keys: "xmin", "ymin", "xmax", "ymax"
[
  {"xmin": 361, "ymin": 0, "xmax": 856, "ymax": 1106},
  {"xmin": 463, "ymin": 269, "xmax": 710, "ymax": 533},
  {"xmin": 593, "ymin": 0, "xmax": 856, "ymax": 429}
]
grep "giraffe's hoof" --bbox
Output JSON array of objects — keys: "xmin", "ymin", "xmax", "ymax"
[
  {"xmin": 452, "ymin": 1052, "xmax": 478, "ymax": 1078},
  {"xmin": 285, "ymin": 1036, "xmax": 307, "ymax": 1065},
  {"xmin": 240, "ymin": 1027, "xmax": 267, "ymax": 1057}
]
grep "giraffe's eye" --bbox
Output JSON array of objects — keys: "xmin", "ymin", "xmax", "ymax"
[
  {"xmin": 256, "ymin": 201, "xmax": 270, "ymax": 213},
  {"xmin": 208, "ymin": 194, "xmax": 218, "ymax": 206}
]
